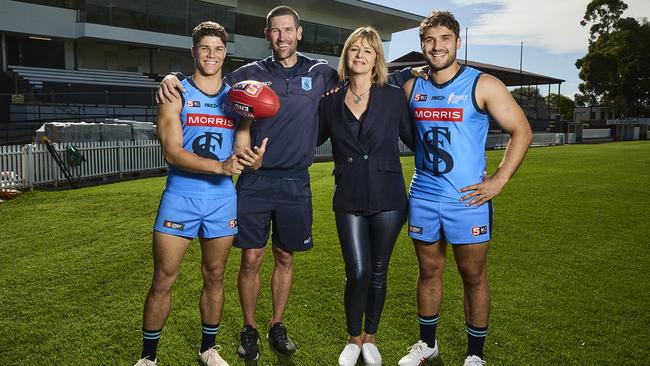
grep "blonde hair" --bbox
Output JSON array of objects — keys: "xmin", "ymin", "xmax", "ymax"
[{"xmin": 337, "ymin": 26, "xmax": 388, "ymax": 86}]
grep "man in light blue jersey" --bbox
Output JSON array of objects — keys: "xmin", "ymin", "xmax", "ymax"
[
  {"xmin": 398, "ymin": 11, "xmax": 532, "ymax": 366},
  {"xmin": 134, "ymin": 21, "xmax": 266, "ymax": 366}
]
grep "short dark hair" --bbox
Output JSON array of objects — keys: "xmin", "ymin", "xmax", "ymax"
[
  {"xmin": 266, "ymin": 6, "xmax": 300, "ymax": 29},
  {"xmin": 192, "ymin": 21, "xmax": 228, "ymax": 47},
  {"xmin": 419, "ymin": 11, "xmax": 460, "ymax": 40}
]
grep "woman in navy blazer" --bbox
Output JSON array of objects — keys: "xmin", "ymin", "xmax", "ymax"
[{"xmin": 318, "ymin": 26, "xmax": 415, "ymax": 366}]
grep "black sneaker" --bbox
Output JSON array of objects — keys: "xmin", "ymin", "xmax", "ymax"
[
  {"xmin": 237, "ymin": 324, "xmax": 260, "ymax": 360},
  {"xmin": 267, "ymin": 322, "xmax": 296, "ymax": 356}
]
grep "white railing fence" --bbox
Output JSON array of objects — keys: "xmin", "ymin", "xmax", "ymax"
[
  {"xmin": 1, "ymin": 132, "xmax": 568, "ymax": 190},
  {"xmin": 2, "ymin": 140, "xmax": 166, "ymax": 189}
]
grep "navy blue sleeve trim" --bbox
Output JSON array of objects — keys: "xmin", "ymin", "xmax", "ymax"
[{"xmin": 472, "ymin": 73, "xmax": 488, "ymax": 115}]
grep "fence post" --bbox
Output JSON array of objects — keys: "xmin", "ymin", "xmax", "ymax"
[
  {"xmin": 118, "ymin": 140, "xmax": 124, "ymax": 178},
  {"xmin": 22, "ymin": 144, "xmax": 34, "ymax": 190}
]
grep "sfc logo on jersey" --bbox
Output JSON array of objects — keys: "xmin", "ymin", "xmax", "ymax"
[
  {"xmin": 187, "ymin": 100, "xmax": 201, "ymax": 107},
  {"xmin": 301, "ymin": 77, "xmax": 312, "ymax": 91},
  {"xmin": 414, "ymin": 93, "xmax": 428, "ymax": 102},
  {"xmin": 229, "ymin": 219, "xmax": 237, "ymax": 229}
]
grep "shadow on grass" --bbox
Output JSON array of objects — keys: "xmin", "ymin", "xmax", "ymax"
[{"xmin": 267, "ymin": 340, "xmax": 296, "ymax": 366}]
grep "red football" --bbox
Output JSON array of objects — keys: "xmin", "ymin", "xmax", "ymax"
[{"xmin": 227, "ymin": 80, "xmax": 280, "ymax": 120}]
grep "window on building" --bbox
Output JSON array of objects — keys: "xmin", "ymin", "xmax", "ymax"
[
  {"xmin": 85, "ymin": 0, "xmax": 110, "ymax": 24},
  {"xmin": 147, "ymin": 0, "xmax": 185, "ymax": 35},
  {"xmin": 298, "ymin": 21, "xmax": 352, "ymax": 56},
  {"xmin": 188, "ymin": 1, "xmax": 235, "ymax": 39},
  {"xmin": 234, "ymin": 13, "xmax": 266, "ymax": 38},
  {"xmin": 15, "ymin": 0, "xmax": 81, "ymax": 10},
  {"xmin": 110, "ymin": 0, "xmax": 147, "ymax": 29}
]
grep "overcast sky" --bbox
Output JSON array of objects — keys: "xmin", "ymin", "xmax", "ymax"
[{"xmin": 369, "ymin": 0, "xmax": 650, "ymax": 97}]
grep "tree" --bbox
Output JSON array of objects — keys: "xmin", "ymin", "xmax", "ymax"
[
  {"xmin": 545, "ymin": 94, "xmax": 575, "ymax": 120},
  {"xmin": 580, "ymin": 0, "xmax": 628, "ymax": 42},
  {"xmin": 576, "ymin": 0, "xmax": 650, "ymax": 116},
  {"xmin": 510, "ymin": 86, "xmax": 544, "ymax": 106}
]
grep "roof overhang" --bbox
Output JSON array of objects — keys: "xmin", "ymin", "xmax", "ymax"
[{"xmin": 389, "ymin": 51, "xmax": 564, "ymax": 86}]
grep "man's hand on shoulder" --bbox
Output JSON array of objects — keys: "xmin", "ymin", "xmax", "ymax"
[
  {"xmin": 410, "ymin": 65, "xmax": 429, "ymax": 80},
  {"xmin": 156, "ymin": 73, "xmax": 185, "ymax": 104}
]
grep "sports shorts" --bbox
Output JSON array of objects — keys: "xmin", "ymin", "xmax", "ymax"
[
  {"xmin": 408, "ymin": 196, "xmax": 492, "ymax": 244},
  {"xmin": 153, "ymin": 190, "xmax": 237, "ymax": 239},
  {"xmin": 234, "ymin": 173, "xmax": 313, "ymax": 252}
]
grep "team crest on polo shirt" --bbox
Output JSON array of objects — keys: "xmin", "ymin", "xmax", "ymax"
[{"xmin": 301, "ymin": 77, "xmax": 312, "ymax": 91}]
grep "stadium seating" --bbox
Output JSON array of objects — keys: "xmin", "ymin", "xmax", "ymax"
[{"xmin": 8, "ymin": 65, "xmax": 159, "ymax": 89}]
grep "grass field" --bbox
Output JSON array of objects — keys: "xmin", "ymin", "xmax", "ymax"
[{"xmin": 1, "ymin": 141, "xmax": 649, "ymax": 365}]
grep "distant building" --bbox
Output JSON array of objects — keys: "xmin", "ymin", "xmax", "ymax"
[
  {"xmin": 0, "ymin": 0, "xmax": 422, "ymax": 144},
  {"xmin": 1, "ymin": 0, "xmax": 421, "ymax": 80}
]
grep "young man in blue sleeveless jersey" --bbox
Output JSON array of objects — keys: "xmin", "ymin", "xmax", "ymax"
[
  {"xmin": 398, "ymin": 11, "xmax": 532, "ymax": 366},
  {"xmin": 134, "ymin": 22, "xmax": 266, "ymax": 366}
]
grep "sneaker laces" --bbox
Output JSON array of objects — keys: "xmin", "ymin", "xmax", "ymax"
[
  {"xmin": 406, "ymin": 342, "xmax": 425, "ymax": 355},
  {"xmin": 204, "ymin": 345, "xmax": 222, "ymax": 361},
  {"xmin": 270, "ymin": 324, "xmax": 290, "ymax": 346},
  {"xmin": 242, "ymin": 329, "xmax": 258, "ymax": 347}
]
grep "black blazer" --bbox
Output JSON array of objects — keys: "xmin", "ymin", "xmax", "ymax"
[{"xmin": 318, "ymin": 83, "xmax": 415, "ymax": 213}]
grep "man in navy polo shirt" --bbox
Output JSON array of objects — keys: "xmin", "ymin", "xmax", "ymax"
[{"xmin": 157, "ymin": 6, "xmax": 416, "ymax": 360}]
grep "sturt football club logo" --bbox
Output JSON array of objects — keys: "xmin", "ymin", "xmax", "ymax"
[
  {"xmin": 421, "ymin": 127, "xmax": 454, "ymax": 176},
  {"xmin": 301, "ymin": 77, "xmax": 312, "ymax": 91},
  {"xmin": 192, "ymin": 132, "xmax": 223, "ymax": 160}
]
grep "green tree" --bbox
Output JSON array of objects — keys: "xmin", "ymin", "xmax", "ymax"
[
  {"xmin": 576, "ymin": 0, "xmax": 650, "ymax": 116},
  {"xmin": 545, "ymin": 94, "xmax": 575, "ymax": 120},
  {"xmin": 580, "ymin": 0, "xmax": 628, "ymax": 42},
  {"xmin": 510, "ymin": 86, "xmax": 544, "ymax": 106}
]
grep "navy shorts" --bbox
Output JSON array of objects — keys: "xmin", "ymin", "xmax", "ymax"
[
  {"xmin": 408, "ymin": 196, "xmax": 493, "ymax": 244},
  {"xmin": 153, "ymin": 190, "xmax": 238, "ymax": 239},
  {"xmin": 234, "ymin": 173, "xmax": 313, "ymax": 252}
]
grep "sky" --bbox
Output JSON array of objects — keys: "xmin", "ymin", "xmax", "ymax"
[{"xmin": 368, "ymin": 0, "xmax": 650, "ymax": 98}]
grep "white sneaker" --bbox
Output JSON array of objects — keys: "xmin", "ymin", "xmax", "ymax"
[
  {"xmin": 361, "ymin": 343, "xmax": 382, "ymax": 366},
  {"xmin": 397, "ymin": 340, "xmax": 439, "ymax": 366},
  {"xmin": 134, "ymin": 357, "xmax": 157, "ymax": 366},
  {"xmin": 338, "ymin": 343, "xmax": 361, "ymax": 366},
  {"xmin": 463, "ymin": 355, "xmax": 486, "ymax": 366},
  {"xmin": 199, "ymin": 346, "xmax": 229, "ymax": 366}
]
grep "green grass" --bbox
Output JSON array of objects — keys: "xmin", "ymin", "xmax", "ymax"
[{"xmin": 1, "ymin": 141, "xmax": 649, "ymax": 365}]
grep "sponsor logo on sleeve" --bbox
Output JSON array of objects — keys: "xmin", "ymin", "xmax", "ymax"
[
  {"xmin": 163, "ymin": 220, "xmax": 185, "ymax": 231},
  {"xmin": 186, "ymin": 114, "xmax": 236, "ymax": 129},
  {"xmin": 413, "ymin": 108, "xmax": 464, "ymax": 122},
  {"xmin": 472, "ymin": 225, "xmax": 488, "ymax": 236}
]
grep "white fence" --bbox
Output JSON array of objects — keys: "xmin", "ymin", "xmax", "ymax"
[
  {"xmin": 1, "ymin": 132, "xmax": 567, "ymax": 190},
  {"xmin": 1, "ymin": 140, "xmax": 165, "ymax": 189}
]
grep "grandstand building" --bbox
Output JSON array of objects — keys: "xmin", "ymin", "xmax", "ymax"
[{"xmin": 0, "ymin": 0, "xmax": 421, "ymax": 144}]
